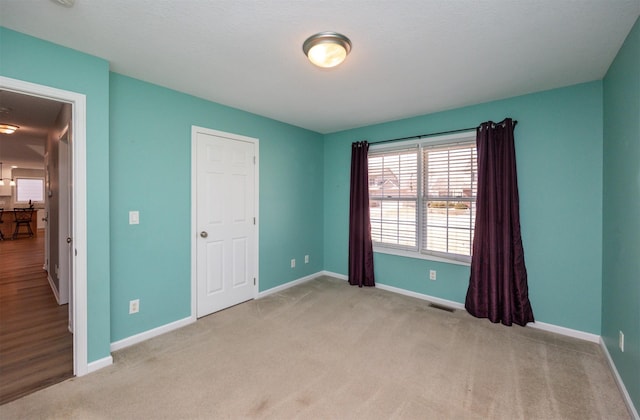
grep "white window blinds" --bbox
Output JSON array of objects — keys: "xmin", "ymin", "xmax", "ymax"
[
  {"xmin": 368, "ymin": 148, "xmax": 418, "ymax": 248},
  {"xmin": 422, "ymin": 143, "xmax": 476, "ymax": 259},
  {"xmin": 368, "ymin": 133, "xmax": 477, "ymax": 262}
]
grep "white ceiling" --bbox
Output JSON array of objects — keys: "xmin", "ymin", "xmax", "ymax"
[
  {"xmin": 0, "ymin": 0, "xmax": 639, "ymax": 134},
  {"xmin": 0, "ymin": 90, "xmax": 62, "ymax": 171}
]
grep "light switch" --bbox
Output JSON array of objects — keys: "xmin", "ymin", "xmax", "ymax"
[{"xmin": 129, "ymin": 211, "xmax": 140, "ymax": 225}]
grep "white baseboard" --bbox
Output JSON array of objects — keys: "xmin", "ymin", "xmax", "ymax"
[
  {"xmin": 320, "ymin": 270, "xmax": 348, "ymax": 281},
  {"xmin": 110, "ymin": 316, "xmax": 196, "ymax": 352},
  {"xmin": 47, "ymin": 273, "xmax": 61, "ymax": 304},
  {"xmin": 375, "ymin": 282, "xmax": 466, "ymax": 310},
  {"xmin": 527, "ymin": 320, "xmax": 600, "ymax": 343},
  {"xmin": 600, "ymin": 338, "xmax": 640, "ymax": 419},
  {"xmin": 87, "ymin": 355, "xmax": 113, "ymax": 373},
  {"xmin": 257, "ymin": 271, "xmax": 324, "ymax": 298},
  {"xmin": 375, "ymin": 282, "xmax": 601, "ymax": 344},
  {"xmin": 326, "ymin": 275, "xmax": 601, "ymax": 344}
]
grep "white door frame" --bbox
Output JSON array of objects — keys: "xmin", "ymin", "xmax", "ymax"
[
  {"xmin": 0, "ymin": 76, "xmax": 89, "ymax": 377},
  {"xmin": 190, "ymin": 126, "xmax": 259, "ymax": 319}
]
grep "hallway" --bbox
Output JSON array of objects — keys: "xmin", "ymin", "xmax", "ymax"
[{"xmin": 0, "ymin": 235, "xmax": 73, "ymax": 404}]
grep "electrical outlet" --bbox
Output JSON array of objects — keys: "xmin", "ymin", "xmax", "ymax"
[
  {"xmin": 305, "ymin": 255, "xmax": 309, "ymax": 264},
  {"xmin": 619, "ymin": 331, "xmax": 624, "ymax": 352},
  {"xmin": 129, "ymin": 299, "xmax": 139, "ymax": 314},
  {"xmin": 291, "ymin": 259, "xmax": 296, "ymax": 268},
  {"xmin": 129, "ymin": 210, "xmax": 140, "ymax": 225},
  {"xmin": 429, "ymin": 270, "xmax": 437, "ymax": 281}
]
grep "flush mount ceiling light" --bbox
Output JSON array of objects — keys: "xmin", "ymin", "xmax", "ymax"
[
  {"xmin": 303, "ymin": 32, "xmax": 352, "ymax": 68},
  {"xmin": 0, "ymin": 124, "xmax": 19, "ymax": 134}
]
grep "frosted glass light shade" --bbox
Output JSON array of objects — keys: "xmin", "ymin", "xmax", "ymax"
[
  {"xmin": 0, "ymin": 124, "xmax": 18, "ymax": 134},
  {"xmin": 303, "ymin": 32, "xmax": 351, "ymax": 68}
]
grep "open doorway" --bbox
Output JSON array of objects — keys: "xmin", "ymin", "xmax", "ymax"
[
  {"xmin": 0, "ymin": 77, "xmax": 88, "ymax": 402},
  {"xmin": 0, "ymin": 90, "xmax": 72, "ymax": 403}
]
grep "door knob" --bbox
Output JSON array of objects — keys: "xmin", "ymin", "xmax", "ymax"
[
  {"xmin": 66, "ymin": 237, "xmax": 72, "ymax": 244},
  {"xmin": 200, "ymin": 231, "xmax": 208, "ymax": 238}
]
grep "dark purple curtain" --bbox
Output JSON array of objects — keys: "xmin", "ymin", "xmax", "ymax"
[
  {"xmin": 465, "ymin": 119, "xmax": 534, "ymax": 326},
  {"xmin": 348, "ymin": 141, "xmax": 375, "ymax": 287}
]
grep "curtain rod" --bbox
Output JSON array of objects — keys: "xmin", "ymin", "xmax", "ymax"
[{"xmin": 371, "ymin": 119, "xmax": 518, "ymax": 145}]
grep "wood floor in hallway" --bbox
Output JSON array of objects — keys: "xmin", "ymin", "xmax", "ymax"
[{"xmin": 0, "ymin": 235, "xmax": 73, "ymax": 405}]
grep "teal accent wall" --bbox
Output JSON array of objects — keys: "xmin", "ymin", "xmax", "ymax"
[
  {"xmin": 603, "ymin": 17, "xmax": 640, "ymax": 411},
  {"xmin": 109, "ymin": 74, "xmax": 324, "ymax": 341},
  {"xmin": 324, "ymin": 81, "xmax": 604, "ymax": 334},
  {"xmin": 0, "ymin": 27, "xmax": 112, "ymax": 362}
]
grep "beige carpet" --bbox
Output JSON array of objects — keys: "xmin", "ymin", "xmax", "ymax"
[{"xmin": 0, "ymin": 276, "xmax": 631, "ymax": 419}]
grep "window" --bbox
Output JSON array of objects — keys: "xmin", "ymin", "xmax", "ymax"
[
  {"xmin": 16, "ymin": 178, "xmax": 45, "ymax": 203},
  {"xmin": 368, "ymin": 132, "xmax": 476, "ymax": 263}
]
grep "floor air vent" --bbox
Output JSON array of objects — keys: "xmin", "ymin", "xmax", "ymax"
[{"xmin": 428, "ymin": 303, "xmax": 455, "ymax": 313}]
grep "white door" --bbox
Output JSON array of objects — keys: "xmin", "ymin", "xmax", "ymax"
[
  {"xmin": 44, "ymin": 153, "xmax": 50, "ymax": 272},
  {"xmin": 58, "ymin": 128, "xmax": 72, "ymax": 308},
  {"xmin": 195, "ymin": 129, "xmax": 257, "ymax": 317},
  {"xmin": 61, "ymin": 127, "xmax": 74, "ymax": 328}
]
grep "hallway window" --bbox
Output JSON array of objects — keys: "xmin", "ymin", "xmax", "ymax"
[{"xmin": 16, "ymin": 178, "xmax": 44, "ymax": 203}]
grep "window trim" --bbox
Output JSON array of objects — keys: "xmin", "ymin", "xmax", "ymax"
[
  {"xmin": 373, "ymin": 244, "xmax": 471, "ymax": 266},
  {"xmin": 369, "ymin": 130, "xmax": 476, "ymax": 265}
]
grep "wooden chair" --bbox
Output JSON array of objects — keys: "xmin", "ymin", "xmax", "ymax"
[{"xmin": 12, "ymin": 208, "xmax": 34, "ymax": 239}]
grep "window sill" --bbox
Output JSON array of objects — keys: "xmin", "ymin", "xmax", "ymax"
[{"xmin": 373, "ymin": 246, "xmax": 471, "ymax": 267}]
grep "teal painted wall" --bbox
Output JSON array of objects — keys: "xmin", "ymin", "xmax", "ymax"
[
  {"xmin": 109, "ymin": 74, "xmax": 324, "ymax": 341},
  {"xmin": 324, "ymin": 81, "xmax": 604, "ymax": 334},
  {"xmin": 4, "ymin": 28, "xmax": 637, "ymax": 412},
  {"xmin": 0, "ymin": 27, "xmax": 112, "ymax": 362},
  {"xmin": 603, "ymin": 17, "xmax": 640, "ymax": 411}
]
